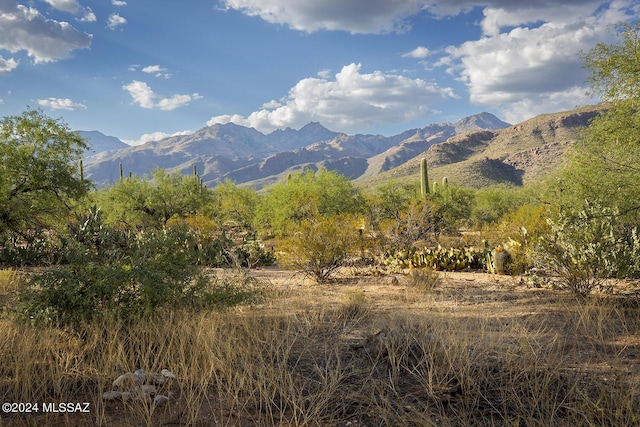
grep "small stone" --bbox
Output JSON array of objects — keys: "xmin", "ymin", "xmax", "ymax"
[
  {"xmin": 113, "ymin": 372, "xmax": 138, "ymax": 389},
  {"xmin": 161, "ymin": 369, "xmax": 176, "ymax": 379},
  {"xmin": 153, "ymin": 395, "xmax": 169, "ymax": 406},
  {"xmin": 102, "ymin": 391, "xmax": 122, "ymax": 400},
  {"xmin": 133, "ymin": 369, "xmax": 146, "ymax": 383}
]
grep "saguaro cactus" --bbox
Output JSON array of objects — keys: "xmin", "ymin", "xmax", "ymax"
[{"xmin": 420, "ymin": 157, "xmax": 430, "ymax": 197}]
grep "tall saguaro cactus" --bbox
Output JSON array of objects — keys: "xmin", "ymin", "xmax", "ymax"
[{"xmin": 420, "ymin": 157, "xmax": 430, "ymax": 197}]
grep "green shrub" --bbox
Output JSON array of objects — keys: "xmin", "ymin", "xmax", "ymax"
[
  {"xmin": 534, "ymin": 202, "xmax": 640, "ymax": 295},
  {"xmin": 18, "ymin": 208, "xmax": 257, "ymax": 328},
  {"xmin": 277, "ymin": 215, "xmax": 359, "ymax": 283}
]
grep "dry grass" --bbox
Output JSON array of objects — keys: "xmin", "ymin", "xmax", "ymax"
[{"xmin": 0, "ymin": 267, "xmax": 639, "ymax": 426}]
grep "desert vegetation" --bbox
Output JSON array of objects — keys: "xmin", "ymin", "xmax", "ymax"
[{"xmin": 1, "ymin": 23, "xmax": 640, "ymax": 427}]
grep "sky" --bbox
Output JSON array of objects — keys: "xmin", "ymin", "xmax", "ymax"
[{"xmin": 0, "ymin": 1, "xmax": 638, "ymax": 146}]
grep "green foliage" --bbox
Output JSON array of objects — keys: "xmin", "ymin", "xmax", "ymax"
[
  {"xmin": 277, "ymin": 215, "xmax": 359, "ymax": 283},
  {"xmin": 0, "ymin": 109, "xmax": 88, "ymax": 246},
  {"xmin": 481, "ymin": 203, "xmax": 551, "ymax": 275},
  {"xmin": 166, "ymin": 214, "xmax": 275, "ymax": 268},
  {"xmin": 534, "ymin": 202, "xmax": 640, "ymax": 296},
  {"xmin": 553, "ymin": 23, "xmax": 640, "ymax": 218},
  {"xmin": 18, "ymin": 207, "xmax": 257, "ymax": 328},
  {"xmin": 384, "ymin": 245, "xmax": 485, "ymax": 271},
  {"xmin": 97, "ymin": 168, "xmax": 210, "ymax": 229},
  {"xmin": 256, "ymin": 168, "xmax": 364, "ymax": 236},
  {"xmin": 471, "ymin": 184, "xmax": 530, "ymax": 226},
  {"xmin": 210, "ymin": 179, "xmax": 259, "ymax": 232}
]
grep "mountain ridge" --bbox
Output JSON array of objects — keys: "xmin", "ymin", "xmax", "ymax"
[{"xmin": 81, "ymin": 112, "xmax": 511, "ymax": 189}]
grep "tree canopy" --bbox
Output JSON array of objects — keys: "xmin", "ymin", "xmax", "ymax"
[
  {"xmin": 0, "ymin": 109, "xmax": 88, "ymax": 239},
  {"xmin": 552, "ymin": 23, "xmax": 640, "ymax": 218}
]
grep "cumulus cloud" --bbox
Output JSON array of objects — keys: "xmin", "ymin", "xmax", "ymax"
[
  {"xmin": 42, "ymin": 0, "xmax": 96, "ymax": 22},
  {"xmin": 38, "ymin": 97, "xmax": 87, "ymax": 111},
  {"xmin": 0, "ymin": 2, "xmax": 92, "ymax": 63},
  {"xmin": 122, "ymin": 80, "xmax": 202, "ymax": 111},
  {"xmin": 219, "ymin": 0, "xmax": 426, "ymax": 33},
  {"xmin": 207, "ymin": 63, "xmax": 456, "ymax": 133},
  {"xmin": 107, "ymin": 13, "xmax": 126, "ymax": 29},
  {"xmin": 0, "ymin": 55, "xmax": 19, "ymax": 74},
  {"xmin": 112, "ymin": 0, "xmax": 127, "ymax": 5},
  {"xmin": 218, "ymin": 0, "xmax": 613, "ymax": 34},
  {"xmin": 439, "ymin": 1, "xmax": 633, "ymax": 122}
]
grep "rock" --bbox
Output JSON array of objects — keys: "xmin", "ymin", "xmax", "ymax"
[
  {"xmin": 161, "ymin": 368, "xmax": 176, "ymax": 379},
  {"xmin": 113, "ymin": 372, "xmax": 139, "ymax": 389},
  {"xmin": 153, "ymin": 395, "xmax": 169, "ymax": 406},
  {"xmin": 156, "ymin": 369, "xmax": 177, "ymax": 384},
  {"xmin": 133, "ymin": 368, "xmax": 146, "ymax": 384}
]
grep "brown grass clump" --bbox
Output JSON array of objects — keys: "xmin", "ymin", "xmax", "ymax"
[{"xmin": 0, "ymin": 268, "xmax": 639, "ymax": 426}]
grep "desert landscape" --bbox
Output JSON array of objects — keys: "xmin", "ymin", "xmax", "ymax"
[{"xmin": 1, "ymin": 266, "xmax": 638, "ymax": 426}]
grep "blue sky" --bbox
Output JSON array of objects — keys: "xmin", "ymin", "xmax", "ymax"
[{"xmin": 0, "ymin": 1, "xmax": 638, "ymax": 145}]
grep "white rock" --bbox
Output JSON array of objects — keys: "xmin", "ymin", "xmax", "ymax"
[
  {"xmin": 161, "ymin": 369, "xmax": 176, "ymax": 379},
  {"xmin": 113, "ymin": 372, "xmax": 138, "ymax": 388}
]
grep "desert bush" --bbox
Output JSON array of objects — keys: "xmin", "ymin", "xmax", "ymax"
[
  {"xmin": 256, "ymin": 168, "xmax": 365, "ymax": 237},
  {"xmin": 167, "ymin": 214, "xmax": 275, "ymax": 268},
  {"xmin": 18, "ymin": 209, "xmax": 257, "ymax": 328},
  {"xmin": 277, "ymin": 215, "xmax": 359, "ymax": 283},
  {"xmin": 481, "ymin": 203, "xmax": 551, "ymax": 275},
  {"xmin": 534, "ymin": 202, "xmax": 640, "ymax": 295}
]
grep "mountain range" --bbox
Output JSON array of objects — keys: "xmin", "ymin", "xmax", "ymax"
[
  {"xmin": 81, "ymin": 113, "xmax": 510, "ymax": 188},
  {"xmin": 80, "ymin": 104, "xmax": 602, "ymax": 190}
]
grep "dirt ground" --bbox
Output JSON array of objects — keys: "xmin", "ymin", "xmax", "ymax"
[{"xmin": 247, "ymin": 266, "xmax": 640, "ymax": 382}]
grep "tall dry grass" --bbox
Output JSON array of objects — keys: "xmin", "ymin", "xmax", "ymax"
[{"xmin": 0, "ymin": 270, "xmax": 639, "ymax": 426}]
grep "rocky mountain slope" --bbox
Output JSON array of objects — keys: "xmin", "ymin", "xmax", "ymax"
[
  {"xmin": 82, "ymin": 113, "xmax": 510, "ymax": 188},
  {"xmin": 359, "ymin": 104, "xmax": 603, "ymax": 189},
  {"xmin": 78, "ymin": 130, "xmax": 129, "ymax": 155}
]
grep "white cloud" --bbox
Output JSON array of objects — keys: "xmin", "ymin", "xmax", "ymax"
[
  {"xmin": 37, "ymin": 97, "xmax": 87, "ymax": 111},
  {"xmin": 219, "ymin": 0, "xmax": 634, "ymax": 35},
  {"xmin": 107, "ymin": 13, "xmax": 126, "ymax": 29},
  {"xmin": 219, "ymin": 0, "xmax": 426, "ymax": 33},
  {"xmin": 123, "ymin": 130, "xmax": 193, "ymax": 146},
  {"xmin": 122, "ymin": 80, "xmax": 201, "ymax": 111},
  {"xmin": 207, "ymin": 63, "xmax": 456, "ymax": 133},
  {"xmin": 441, "ymin": 0, "xmax": 633, "ymax": 122},
  {"xmin": 402, "ymin": 46, "xmax": 430, "ymax": 59},
  {"xmin": 0, "ymin": 2, "xmax": 92, "ymax": 63},
  {"xmin": 112, "ymin": 0, "xmax": 127, "ymax": 6},
  {"xmin": 42, "ymin": 0, "xmax": 96, "ymax": 22},
  {"xmin": 142, "ymin": 65, "xmax": 171, "ymax": 78},
  {"xmin": 0, "ymin": 55, "xmax": 19, "ymax": 74}
]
